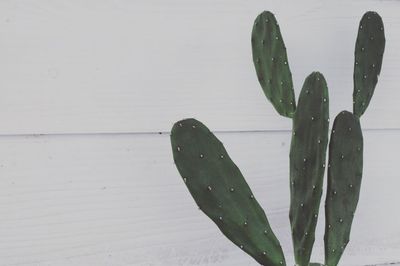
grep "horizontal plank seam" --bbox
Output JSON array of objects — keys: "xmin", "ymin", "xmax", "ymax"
[
  {"xmin": 364, "ymin": 261, "xmax": 400, "ymax": 266},
  {"xmin": 0, "ymin": 127, "xmax": 398, "ymax": 138}
]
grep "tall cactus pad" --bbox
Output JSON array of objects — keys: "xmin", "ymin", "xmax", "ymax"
[
  {"xmin": 324, "ymin": 111, "xmax": 363, "ymax": 266},
  {"xmin": 289, "ymin": 72, "xmax": 329, "ymax": 266},
  {"xmin": 252, "ymin": 11, "xmax": 296, "ymax": 118},
  {"xmin": 171, "ymin": 118, "xmax": 286, "ymax": 266},
  {"xmin": 353, "ymin": 11, "xmax": 385, "ymax": 117}
]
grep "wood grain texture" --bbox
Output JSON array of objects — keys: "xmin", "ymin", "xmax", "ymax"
[
  {"xmin": 0, "ymin": 130, "xmax": 398, "ymax": 265},
  {"xmin": 0, "ymin": 0, "xmax": 399, "ymax": 134}
]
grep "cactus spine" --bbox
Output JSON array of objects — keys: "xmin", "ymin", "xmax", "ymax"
[{"xmin": 171, "ymin": 10, "xmax": 385, "ymax": 266}]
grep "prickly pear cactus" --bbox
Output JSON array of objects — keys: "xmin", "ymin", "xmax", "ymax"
[
  {"xmin": 353, "ymin": 11, "xmax": 385, "ymax": 117},
  {"xmin": 324, "ymin": 111, "xmax": 363, "ymax": 266},
  {"xmin": 252, "ymin": 11, "xmax": 296, "ymax": 118},
  {"xmin": 171, "ymin": 118, "xmax": 286, "ymax": 266},
  {"xmin": 289, "ymin": 72, "xmax": 329, "ymax": 266}
]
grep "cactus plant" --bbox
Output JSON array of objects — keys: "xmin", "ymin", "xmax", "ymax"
[
  {"xmin": 170, "ymin": 118, "xmax": 286, "ymax": 265},
  {"xmin": 170, "ymin": 10, "xmax": 384, "ymax": 266},
  {"xmin": 324, "ymin": 111, "xmax": 363, "ymax": 266},
  {"xmin": 353, "ymin": 11, "xmax": 385, "ymax": 117},
  {"xmin": 289, "ymin": 72, "xmax": 329, "ymax": 265},
  {"xmin": 252, "ymin": 11, "xmax": 296, "ymax": 118}
]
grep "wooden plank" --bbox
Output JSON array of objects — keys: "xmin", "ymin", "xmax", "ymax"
[
  {"xmin": 0, "ymin": 130, "xmax": 398, "ymax": 265},
  {"xmin": 0, "ymin": 0, "xmax": 399, "ymax": 134}
]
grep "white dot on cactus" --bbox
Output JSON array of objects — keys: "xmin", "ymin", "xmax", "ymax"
[
  {"xmin": 250, "ymin": 194, "xmax": 254, "ymax": 199},
  {"xmin": 328, "ymin": 163, "xmax": 331, "ymax": 168},
  {"xmin": 364, "ymin": 74, "xmax": 367, "ymax": 79},
  {"xmin": 291, "ymin": 181, "xmax": 295, "ymax": 185},
  {"xmin": 341, "ymin": 155, "xmax": 344, "ymax": 159},
  {"xmin": 200, "ymin": 154, "xmax": 204, "ymax": 158},
  {"xmin": 332, "ymin": 249, "xmax": 336, "ymax": 253},
  {"xmin": 220, "ymin": 154, "xmax": 224, "ymax": 159},
  {"xmin": 264, "ymin": 230, "xmax": 268, "ymax": 234},
  {"xmin": 361, "ymin": 47, "xmax": 365, "ymax": 52},
  {"xmin": 355, "ymin": 61, "xmax": 359, "ymax": 65},
  {"xmin": 280, "ymin": 262, "xmax": 283, "ymax": 265},
  {"xmin": 332, "ymin": 130, "xmax": 335, "ymax": 134},
  {"xmin": 179, "ymin": 123, "xmax": 183, "ymax": 127},
  {"xmin": 262, "ymin": 251, "xmax": 267, "ymax": 256},
  {"xmin": 311, "ymin": 116, "xmax": 315, "ymax": 121},
  {"xmin": 303, "ymin": 158, "xmax": 307, "ymax": 162},
  {"xmin": 339, "ymin": 218, "xmax": 343, "ymax": 223},
  {"xmin": 183, "ymin": 177, "xmax": 187, "ymax": 183},
  {"xmin": 284, "ymin": 61, "xmax": 287, "ymax": 65},
  {"xmin": 367, "ymin": 16, "xmax": 371, "ymax": 19},
  {"xmin": 372, "ymin": 64, "xmax": 376, "ymax": 68},
  {"xmin": 275, "ymin": 36, "xmax": 279, "ymax": 40},
  {"xmin": 333, "ymin": 190, "xmax": 337, "ymax": 195},
  {"xmin": 293, "ymin": 131, "xmax": 296, "ymax": 136},
  {"xmin": 370, "ymin": 36, "xmax": 374, "ymax": 40},
  {"xmin": 312, "ymin": 185, "xmax": 316, "ymax": 190},
  {"xmin": 322, "ymin": 163, "xmax": 325, "ymax": 168},
  {"xmin": 357, "ymin": 147, "xmax": 361, "ymax": 151},
  {"xmin": 290, "ymin": 101, "xmax": 294, "ymax": 105},
  {"xmin": 300, "ymin": 203, "xmax": 304, "ymax": 207},
  {"xmin": 360, "ymin": 25, "xmax": 363, "ymax": 29},
  {"xmin": 192, "ymin": 125, "xmax": 196, "ymax": 129},
  {"xmin": 306, "ymin": 89, "xmax": 309, "ymax": 94},
  {"xmin": 362, "ymin": 102, "xmax": 366, "ymax": 106},
  {"xmin": 271, "ymin": 57, "xmax": 275, "ymax": 61},
  {"xmin": 265, "ymin": 18, "xmax": 269, "ymax": 23},
  {"xmin": 328, "ymin": 118, "xmax": 330, "ymax": 122},
  {"xmin": 314, "ymin": 214, "xmax": 318, "ymax": 218},
  {"xmin": 381, "ymin": 27, "xmax": 383, "ymax": 31},
  {"xmin": 219, "ymin": 216, "xmax": 223, "ymax": 221},
  {"xmin": 317, "ymin": 139, "xmax": 321, "ymax": 144},
  {"xmin": 323, "ymin": 98, "xmax": 327, "ymax": 102},
  {"xmin": 240, "ymin": 245, "xmax": 243, "ymax": 249},
  {"xmin": 349, "ymin": 127, "xmax": 352, "ymax": 131},
  {"xmin": 328, "ymin": 224, "xmax": 332, "ymax": 229},
  {"xmin": 177, "ymin": 146, "xmax": 181, "ymax": 152},
  {"xmin": 256, "ymin": 58, "xmax": 260, "ymax": 63},
  {"xmin": 305, "ymin": 232, "xmax": 308, "ymax": 236},
  {"xmin": 244, "ymin": 221, "xmax": 248, "ymax": 226},
  {"xmin": 317, "ymin": 77, "xmax": 320, "ymax": 81},
  {"xmin": 279, "ymin": 99, "xmax": 283, "ymax": 103},
  {"xmin": 230, "ymin": 187, "xmax": 235, "ymax": 192},
  {"xmin": 349, "ymin": 184, "xmax": 353, "ymax": 188},
  {"xmin": 207, "ymin": 186, "xmax": 212, "ymax": 191}
]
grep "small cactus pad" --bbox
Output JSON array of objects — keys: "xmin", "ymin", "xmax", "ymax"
[
  {"xmin": 353, "ymin": 11, "xmax": 385, "ymax": 117},
  {"xmin": 252, "ymin": 11, "xmax": 296, "ymax": 118},
  {"xmin": 289, "ymin": 72, "xmax": 329, "ymax": 266},
  {"xmin": 324, "ymin": 111, "xmax": 363, "ymax": 266},
  {"xmin": 171, "ymin": 118, "xmax": 286, "ymax": 266}
]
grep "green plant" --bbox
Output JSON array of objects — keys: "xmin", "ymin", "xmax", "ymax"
[{"xmin": 170, "ymin": 11, "xmax": 385, "ymax": 266}]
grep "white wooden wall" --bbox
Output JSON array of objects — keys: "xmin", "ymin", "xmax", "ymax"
[{"xmin": 0, "ymin": 1, "xmax": 399, "ymax": 265}]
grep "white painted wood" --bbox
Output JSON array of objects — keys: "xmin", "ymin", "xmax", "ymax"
[
  {"xmin": 0, "ymin": 130, "xmax": 398, "ymax": 265},
  {"xmin": 0, "ymin": 0, "xmax": 399, "ymax": 134}
]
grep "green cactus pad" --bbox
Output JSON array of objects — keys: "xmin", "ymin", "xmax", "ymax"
[
  {"xmin": 171, "ymin": 118, "xmax": 286, "ymax": 266},
  {"xmin": 289, "ymin": 72, "xmax": 329, "ymax": 266},
  {"xmin": 353, "ymin": 11, "xmax": 385, "ymax": 117},
  {"xmin": 324, "ymin": 111, "xmax": 363, "ymax": 266},
  {"xmin": 252, "ymin": 11, "xmax": 296, "ymax": 118}
]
